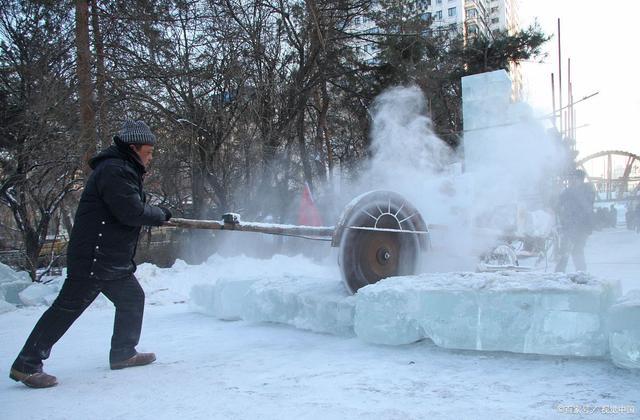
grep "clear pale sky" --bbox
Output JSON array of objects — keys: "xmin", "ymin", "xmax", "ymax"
[{"xmin": 519, "ymin": 0, "xmax": 640, "ymax": 159}]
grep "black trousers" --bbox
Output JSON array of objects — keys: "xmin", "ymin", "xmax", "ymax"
[
  {"xmin": 12, "ymin": 275, "xmax": 145, "ymax": 374},
  {"xmin": 555, "ymin": 231, "xmax": 589, "ymax": 272}
]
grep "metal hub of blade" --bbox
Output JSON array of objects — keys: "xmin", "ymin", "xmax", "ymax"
[
  {"xmin": 376, "ymin": 247, "xmax": 391, "ymax": 265},
  {"xmin": 360, "ymin": 231, "xmax": 400, "ymax": 280}
]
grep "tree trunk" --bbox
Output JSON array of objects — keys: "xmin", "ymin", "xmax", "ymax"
[
  {"xmin": 313, "ymin": 84, "xmax": 331, "ymax": 185},
  {"xmin": 23, "ymin": 229, "xmax": 40, "ymax": 282},
  {"xmin": 75, "ymin": 0, "xmax": 96, "ymax": 172},
  {"xmin": 59, "ymin": 199, "xmax": 75, "ymax": 237},
  {"xmin": 190, "ymin": 137, "xmax": 206, "ymax": 219},
  {"xmin": 90, "ymin": 0, "xmax": 106, "ymax": 150},
  {"xmin": 296, "ymin": 105, "xmax": 313, "ymax": 192}
]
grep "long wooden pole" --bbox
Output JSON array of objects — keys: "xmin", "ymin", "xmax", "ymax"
[{"xmin": 166, "ymin": 218, "xmax": 336, "ymax": 238}]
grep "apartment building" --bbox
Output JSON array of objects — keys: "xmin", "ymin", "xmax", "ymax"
[
  {"xmin": 353, "ymin": 0, "xmax": 522, "ymax": 96},
  {"xmin": 411, "ymin": 0, "xmax": 519, "ymax": 37}
]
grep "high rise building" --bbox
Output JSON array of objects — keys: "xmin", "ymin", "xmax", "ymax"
[
  {"xmin": 353, "ymin": 0, "xmax": 522, "ymax": 96},
  {"xmin": 415, "ymin": 0, "xmax": 523, "ymax": 98},
  {"xmin": 412, "ymin": 0, "xmax": 519, "ymax": 37}
]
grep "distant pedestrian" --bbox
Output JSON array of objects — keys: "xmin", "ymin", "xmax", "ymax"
[
  {"xmin": 555, "ymin": 169, "xmax": 596, "ymax": 272},
  {"xmin": 609, "ymin": 204, "xmax": 617, "ymax": 228},
  {"xmin": 626, "ymin": 206, "xmax": 634, "ymax": 230},
  {"xmin": 9, "ymin": 121, "xmax": 172, "ymax": 388}
]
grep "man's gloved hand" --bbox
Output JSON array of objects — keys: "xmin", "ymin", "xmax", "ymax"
[{"xmin": 158, "ymin": 206, "xmax": 172, "ymax": 222}]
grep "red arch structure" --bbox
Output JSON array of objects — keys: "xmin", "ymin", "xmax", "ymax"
[{"xmin": 577, "ymin": 150, "xmax": 640, "ymax": 201}]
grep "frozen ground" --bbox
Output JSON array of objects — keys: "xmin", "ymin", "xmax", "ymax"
[{"xmin": 1, "ymin": 227, "xmax": 639, "ymax": 420}]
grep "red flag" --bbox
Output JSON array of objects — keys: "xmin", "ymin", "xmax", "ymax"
[{"xmin": 297, "ymin": 182, "xmax": 323, "ymax": 226}]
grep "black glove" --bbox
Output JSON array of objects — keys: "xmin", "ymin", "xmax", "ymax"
[{"xmin": 158, "ymin": 206, "xmax": 172, "ymax": 222}]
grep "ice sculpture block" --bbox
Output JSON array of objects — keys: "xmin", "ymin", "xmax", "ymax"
[
  {"xmin": 354, "ymin": 271, "xmax": 621, "ymax": 357},
  {"xmin": 608, "ymin": 291, "xmax": 640, "ymax": 369},
  {"xmin": 191, "ymin": 275, "xmax": 355, "ymax": 336},
  {"xmin": 190, "ymin": 277, "xmax": 260, "ymax": 320},
  {"xmin": 241, "ymin": 276, "xmax": 355, "ymax": 336}
]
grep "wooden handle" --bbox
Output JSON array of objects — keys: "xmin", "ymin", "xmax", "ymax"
[{"xmin": 166, "ymin": 217, "xmax": 335, "ymax": 238}]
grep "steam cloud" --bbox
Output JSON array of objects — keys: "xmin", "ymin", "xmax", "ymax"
[{"xmin": 354, "ymin": 84, "xmax": 566, "ymax": 272}]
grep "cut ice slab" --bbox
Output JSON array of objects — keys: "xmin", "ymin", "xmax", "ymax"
[
  {"xmin": 608, "ymin": 291, "xmax": 640, "ymax": 369},
  {"xmin": 190, "ymin": 277, "xmax": 260, "ymax": 320},
  {"xmin": 190, "ymin": 276, "xmax": 354, "ymax": 336},
  {"xmin": 19, "ymin": 281, "xmax": 61, "ymax": 306},
  {"xmin": 0, "ymin": 262, "xmax": 31, "ymax": 305},
  {"xmin": 354, "ymin": 271, "xmax": 621, "ymax": 357},
  {"xmin": 241, "ymin": 275, "xmax": 355, "ymax": 336}
]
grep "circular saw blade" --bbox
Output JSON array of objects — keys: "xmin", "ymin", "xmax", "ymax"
[{"xmin": 337, "ymin": 191, "xmax": 428, "ymax": 294}]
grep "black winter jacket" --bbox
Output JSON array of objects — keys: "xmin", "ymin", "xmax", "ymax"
[
  {"xmin": 67, "ymin": 144, "xmax": 166, "ymax": 281},
  {"xmin": 557, "ymin": 182, "xmax": 596, "ymax": 237}
]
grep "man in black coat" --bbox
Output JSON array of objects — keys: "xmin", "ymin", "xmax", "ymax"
[
  {"xmin": 554, "ymin": 169, "xmax": 595, "ymax": 272},
  {"xmin": 9, "ymin": 120, "xmax": 172, "ymax": 388}
]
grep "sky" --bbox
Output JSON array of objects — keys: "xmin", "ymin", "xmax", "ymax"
[{"xmin": 519, "ymin": 0, "xmax": 640, "ymax": 159}]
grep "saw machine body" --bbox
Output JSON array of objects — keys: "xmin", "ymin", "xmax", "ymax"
[{"xmin": 167, "ymin": 190, "xmax": 429, "ymax": 294}]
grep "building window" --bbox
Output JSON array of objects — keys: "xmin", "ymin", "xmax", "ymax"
[
  {"xmin": 421, "ymin": 12, "xmax": 432, "ymax": 21},
  {"xmin": 466, "ymin": 8, "xmax": 477, "ymax": 17},
  {"xmin": 491, "ymin": 17, "xmax": 499, "ymax": 23},
  {"xmin": 468, "ymin": 24, "xmax": 478, "ymax": 34},
  {"xmin": 435, "ymin": 10, "xmax": 442, "ymax": 19},
  {"xmin": 448, "ymin": 7, "xmax": 456, "ymax": 17},
  {"xmin": 437, "ymin": 0, "xmax": 442, "ymax": 4},
  {"xmin": 491, "ymin": 6, "xmax": 499, "ymax": 13}
]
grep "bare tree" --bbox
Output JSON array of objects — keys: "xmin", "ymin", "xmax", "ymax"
[
  {"xmin": 0, "ymin": 0, "xmax": 83, "ymax": 280},
  {"xmin": 75, "ymin": 0, "xmax": 97, "ymax": 169}
]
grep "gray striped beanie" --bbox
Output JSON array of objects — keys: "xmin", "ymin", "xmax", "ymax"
[{"xmin": 116, "ymin": 120, "xmax": 156, "ymax": 145}]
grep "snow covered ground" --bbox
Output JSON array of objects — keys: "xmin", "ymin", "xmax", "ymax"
[{"xmin": 1, "ymin": 227, "xmax": 639, "ymax": 420}]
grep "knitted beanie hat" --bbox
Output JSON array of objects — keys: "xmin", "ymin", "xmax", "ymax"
[{"xmin": 115, "ymin": 120, "xmax": 156, "ymax": 145}]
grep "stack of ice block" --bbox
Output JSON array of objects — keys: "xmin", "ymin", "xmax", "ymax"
[
  {"xmin": 608, "ymin": 291, "xmax": 640, "ymax": 369},
  {"xmin": 191, "ymin": 275, "xmax": 355, "ymax": 336},
  {"xmin": 354, "ymin": 272, "xmax": 620, "ymax": 358},
  {"xmin": 190, "ymin": 270, "xmax": 640, "ymax": 368}
]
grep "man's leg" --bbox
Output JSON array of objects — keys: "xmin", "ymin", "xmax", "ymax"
[
  {"xmin": 12, "ymin": 277, "xmax": 101, "ymax": 374},
  {"xmin": 571, "ymin": 234, "xmax": 589, "ymax": 272},
  {"xmin": 554, "ymin": 233, "xmax": 570, "ymax": 272},
  {"xmin": 101, "ymin": 275, "xmax": 145, "ymax": 364}
]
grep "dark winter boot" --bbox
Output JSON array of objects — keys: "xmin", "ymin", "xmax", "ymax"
[
  {"xmin": 9, "ymin": 368, "xmax": 58, "ymax": 388},
  {"xmin": 110, "ymin": 352, "xmax": 156, "ymax": 370}
]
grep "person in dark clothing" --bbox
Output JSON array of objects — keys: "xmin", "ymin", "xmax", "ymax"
[
  {"xmin": 9, "ymin": 121, "xmax": 172, "ymax": 388},
  {"xmin": 555, "ymin": 169, "xmax": 595, "ymax": 272},
  {"xmin": 626, "ymin": 206, "xmax": 635, "ymax": 230},
  {"xmin": 609, "ymin": 204, "xmax": 617, "ymax": 228}
]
